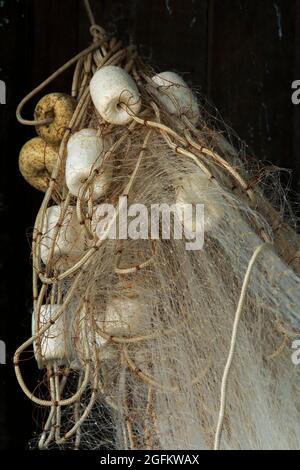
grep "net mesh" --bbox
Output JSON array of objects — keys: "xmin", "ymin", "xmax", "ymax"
[{"xmin": 15, "ymin": 21, "xmax": 300, "ymax": 450}]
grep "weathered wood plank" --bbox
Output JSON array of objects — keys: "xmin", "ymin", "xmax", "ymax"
[
  {"xmin": 292, "ymin": 0, "xmax": 300, "ymax": 194},
  {"xmin": 0, "ymin": 0, "xmax": 299, "ymax": 450},
  {"xmin": 30, "ymin": 0, "xmax": 81, "ymax": 92},
  {"xmin": 0, "ymin": 0, "xmax": 35, "ymax": 450},
  {"xmin": 208, "ymin": 0, "xmax": 296, "ymax": 186},
  {"xmin": 90, "ymin": 0, "xmax": 208, "ymax": 91}
]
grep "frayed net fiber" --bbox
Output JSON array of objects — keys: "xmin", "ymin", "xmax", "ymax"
[{"xmin": 15, "ymin": 17, "xmax": 300, "ymax": 451}]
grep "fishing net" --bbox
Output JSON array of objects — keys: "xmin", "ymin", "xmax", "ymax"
[{"xmin": 15, "ymin": 1, "xmax": 300, "ymax": 450}]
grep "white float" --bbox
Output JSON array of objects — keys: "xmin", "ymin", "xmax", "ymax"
[
  {"xmin": 40, "ymin": 205, "xmax": 85, "ymax": 266},
  {"xmin": 66, "ymin": 128, "xmax": 112, "ymax": 199},
  {"xmin": 32, "ymin": 304, "xmax": 72, "ymax": 366},
  {"xmin": 90, "ymin": 65, "xmax": 141, "ymax": 125},
  {"xmin": 150, "ymin": 71, "xmax": 199, "ymax": 123},
  {"xmin": 176, "ymin": 173, "xmax": 223, "ymax": 234}
]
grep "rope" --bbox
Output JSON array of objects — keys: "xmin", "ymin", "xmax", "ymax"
[
  {"xmin": 84, "ymin": 0, "xmax": 96, "ymax": 27},
  {"xmin": 214, "ymin": 242, "xmax": 271, "ymax": 450},
  {"xmin": 16, "ymin": 40, "xmax": 105, "ymax": 126}
]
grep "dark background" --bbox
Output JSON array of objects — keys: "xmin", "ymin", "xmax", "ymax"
[{"xmin": 0, "ymin": 0, "xmax": 299, "ymax": 450}]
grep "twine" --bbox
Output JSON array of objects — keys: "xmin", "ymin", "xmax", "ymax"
[{"xmin": 214, "ymin": 242, "xmax": 271, "ymax": 450}]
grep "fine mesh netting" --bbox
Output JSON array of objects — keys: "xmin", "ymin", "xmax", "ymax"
[{"xmin": 15, "ymin": 12, "xmax": 300, "ymax": 451}]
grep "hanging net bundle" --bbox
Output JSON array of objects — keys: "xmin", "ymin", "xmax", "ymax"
[{"xmin": 15, "ymin": 3, "xmax": 300, "ymax": 450}]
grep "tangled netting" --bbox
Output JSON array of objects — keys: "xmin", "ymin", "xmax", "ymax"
[{"xmin": 15, "ymin": 6, "xmax": 300, "ymax": 451}]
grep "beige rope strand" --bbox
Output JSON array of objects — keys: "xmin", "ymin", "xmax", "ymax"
[
  {"xmin": 16, "ymin": 40, "xmax": 105, "ymax": 126},
  {"xmin": 83, "ymin": 0, "xmax": 96, "ymax": 27},
  {"xmin": 38, "ymin": 367, "xmax": 70, "ymax": 449},
  {"xmin": 214, "ymin": 242, "xmax": 270, "ymax": 450},
  {"xmin": 56, "ymin": 301, "xmax": 99, "ymax": 444}
]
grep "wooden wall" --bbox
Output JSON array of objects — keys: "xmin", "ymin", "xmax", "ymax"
[{"xmin": 0, "ymin": 0, "xmax": 299, "ymax": 448}]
